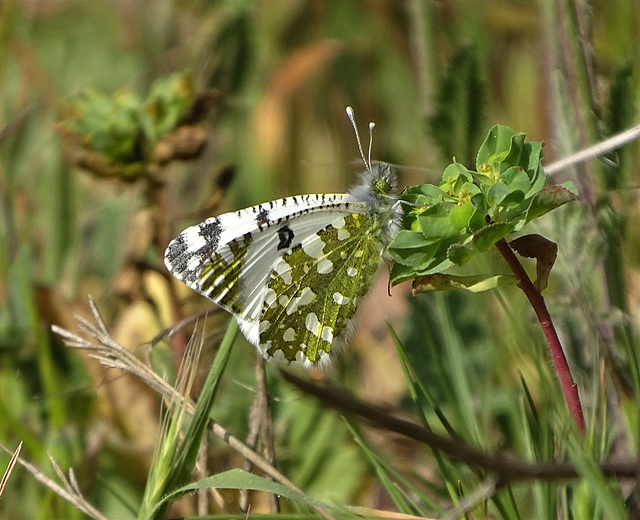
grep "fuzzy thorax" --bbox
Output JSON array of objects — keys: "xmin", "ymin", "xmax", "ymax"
[{"xmin": 348, "ymin": 162, "xmax": 401, "ymax": 245}]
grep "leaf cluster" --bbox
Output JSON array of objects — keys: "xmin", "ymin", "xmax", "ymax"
[
  {"xmin": 60, "ymin": 72, "xmax": 195, "ymax": 165},
  {"xmin": 390, "ymin": 125, "xmax": 578, "ymax": 287}
]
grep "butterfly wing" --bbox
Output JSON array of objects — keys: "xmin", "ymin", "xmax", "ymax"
[
  {"xmin": 165, "ymin": 194, "xmax": 362, "ymax": 343},
  {"xmin": 165, "ymin": 164, "xmax": 400, "ymax": 367},
  {"xmin": 256, "ymin": 210, "xmax": 387, "ymax": 366}
]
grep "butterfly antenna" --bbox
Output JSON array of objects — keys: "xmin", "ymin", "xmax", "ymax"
[
  {"xmin": 346, "ymin": 106, "xmax": 371, "ymax": 171},
  {"xmin": 368, "ymin": 121, "xmax": 375, "ymax": 169}
]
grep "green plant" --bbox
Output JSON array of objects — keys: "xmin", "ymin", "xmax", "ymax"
[{"xmin": 389, "ymin": 125, "xmax": 584, "ymax": 430}]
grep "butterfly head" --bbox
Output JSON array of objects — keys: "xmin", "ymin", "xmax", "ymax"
[
  {"xmin": 371, "ymin": 165, "xmax": 396, "ymax": 196},
  {"xmin": 348, "ymin": 162, "xmax": 397, "ymax": 208}
]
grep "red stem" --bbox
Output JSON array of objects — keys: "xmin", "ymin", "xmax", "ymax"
[{"xmin": 495, "ymin": 238, "xmax": 585, "ymax": 432}]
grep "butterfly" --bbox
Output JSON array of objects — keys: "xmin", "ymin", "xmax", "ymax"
[{"xmin": 164, "ymin": 107, "xmax": 400, "ymax": 368}]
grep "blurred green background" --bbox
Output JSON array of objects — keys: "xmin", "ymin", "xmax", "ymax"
[{"xmin": 1, "ymin": 0, "xmax": 639, "ymax": 518}]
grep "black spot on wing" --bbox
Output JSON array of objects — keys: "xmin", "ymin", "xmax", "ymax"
[
  {"xmin": 277, "ymin": 225, "xmax": 295, "ymax": 250},
  {"xmin": 197, "ymin": 219, "xmax": 223, "ymax": 257},
  {"xmin": 165, "ymin": 218, "xmax": 223, "ymax": 284},
  {"xmin": 165, "ymin": 234, "xmax": 190, "ymax": 273},
  {"xmin": 256, "ymin": 208, "xmax": 270, "ymax": 230}
]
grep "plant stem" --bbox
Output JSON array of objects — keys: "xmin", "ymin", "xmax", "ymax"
[
  {"xmin": 495, "ymin": 238, "xmax": 585, "ymax": 432},
  {"xmin": 282, "ymin": 371, "xmax": 636, "ymax": 481}
]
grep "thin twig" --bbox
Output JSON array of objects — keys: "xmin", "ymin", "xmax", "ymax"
[
  {"xmin": 149, "ymin": 308, "xmax": 221, "ymax": 347},
  {"xmin": 0, "ymin": 441, "xmax": 22, "ymax": 498},
  {"xmin": 240, "ymin": 355, "xmax": 263, "ymax": 512},
  {"xmin": 0, "ymin": 443, "xmax": 108, "ymax": 520},
  {"xmin": 256, "ymin": 355, "xmax": 278, "ymax": 513},
  {"xmin": 545, "ymin": 124, "xmax": 640, "ymax": 177},
  {"xmin": 240, "ymin": 355, "xmax": 278, "ymax": 513},
  {"xmin": 281, "ymin": 371, "xmax": 635, "ymax": 481},
  {"xmin": 51, "ymin": 297, "xmax": 311, "ymax": 507}
]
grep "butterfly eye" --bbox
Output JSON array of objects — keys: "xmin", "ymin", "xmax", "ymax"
[{"xmin": 373, "ymin": 177, "xmax": 392, "ymax": 195}]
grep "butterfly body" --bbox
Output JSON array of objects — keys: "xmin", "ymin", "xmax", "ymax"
[{"xmin": 165, "ymin": 159, "xmax": 399, "ymax": 368}]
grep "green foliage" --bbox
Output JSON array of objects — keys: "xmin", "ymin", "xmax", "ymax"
[
  {"xmin": 604, "ymin": 64, "xmax": 635, "ymax": 189},
  {"xmin": 390, "ymin": 125, "xmax": 578, "ymax": 286},
  {"xmin": 139, "ymin": 321, "xmax": 238, "ymax": 520},
  {"xmin": 63, "ymin": 89, "xmax": 142, "ymax": 162},
  {"xmin": 428, "ymin": 44, "xmax": 487, "ymax": 166},
  {"xmin": 61, "ymin": 72, "xmax": 194, "ymax": 165},
  {"xmin": 1, "ymin": 2, "xmax": 639, "ymax": 519},
  {"xmin": 157, "ymin": 468, "xmax": 335, "ymax": 513},
  {"xmin": 275, "ymin": 389, "xmax": 366, "ymax": 505}
]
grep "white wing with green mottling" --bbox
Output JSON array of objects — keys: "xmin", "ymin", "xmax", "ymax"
[{"xmin": 164, "ymin": 163, "xmax": 399, "ymax": 368}]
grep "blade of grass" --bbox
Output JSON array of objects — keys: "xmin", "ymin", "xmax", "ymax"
[
  {"xmin": 565, "ymin": 435, "xmax": 627, "ymax": 518},
  {"xmin": 140, "ymin": 318, "xmax": 238, "ymax": 520},
  {"xmin": 151, "ymin": 468, "xmax": 335, "ymax": 517},
  {"xmin": 344, "ymin": 420, "xmax": 444, "ymax": 516},
  {"xmin": 387, "ymin": 319, "xmax": 465, "ymax": 503},
  {"xmin": 0, "ymin": 441, "xmax": 22, "ymax": 498}
]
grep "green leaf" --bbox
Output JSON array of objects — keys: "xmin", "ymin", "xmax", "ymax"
[
  {"xmin": 390, "ymin": 254, "xmax": 453, "ymax": 285},
  {"xmin": 402, "ymin": 182, "xmax": 447, "ymax": 204},
  {"xmin": 476, "ymin": 125, "xmax": 524, "ymax": 174},
  {"xmin": 486, "ymin": 181, "xmax": 513, "ymax": 207},
  {"xmin": 144, "ymin": 71, "xmax": 194, "ymax": 139},
  {"xmin": 145, "ymin": 469, "xmax": 335, "ymax": 520},
  {"xmin": 449, "ymin": 201, "xmax": 476, "ymax": 230},
  {"xmin": 64, "ymin": 88, "xmax": 143, "ymax": 162},
  {"xmin": 473, "ymin": 222, "xmax": 515, "ymax": 251},
  {"xmin": 390, "ymin": 262, "xmax": 420, "ymax": 285},
  {"xmin": 413, "ymin": 273, "xmax": 517, "ymax": 293},
  {"xmin": 418, "ymin": 202, "xmax": 461, "ymax": 240},
  {"xmin": 502, "ymin": 131, "xmax": 526, "ymax": 172},
  {"xmin": 389, "ymin": 230, "xmax": 440, "ymax": 267},
  {"xmin": 500, "ymin": 166, "xmax": 532, "ymax": 194},
  {"xmin": 470, "ymin": 192, "xmax": 489, "ymax": 212},
  {"xmin": 447, "ymin": 241, "xmax": 476, "ymax": 266},
  {"xmin": 521, "ymin": 141, "xmax": 546, "ymax": 196},
  {"xmin": 468, "ymin": 206, "xmax": 487, "ymax": 232},
  {"xmin": 389, "ymin": 229, "xmax": 430, "ymax": 249},
  {"xmin": 500, "ymin": 190, "xmax": 526, "ymax": 209},
  {"xmin": 525, "ymin": 183, "xmax": 579, "ymax": 224},
  {"xmin": 439, "ymin": 162, "xmax": 474, "ymax": 196}
]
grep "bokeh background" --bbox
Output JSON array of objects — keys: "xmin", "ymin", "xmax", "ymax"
[{"xmin": 1, "ymin": 0, "xmax": 639, "ymax": 518}]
